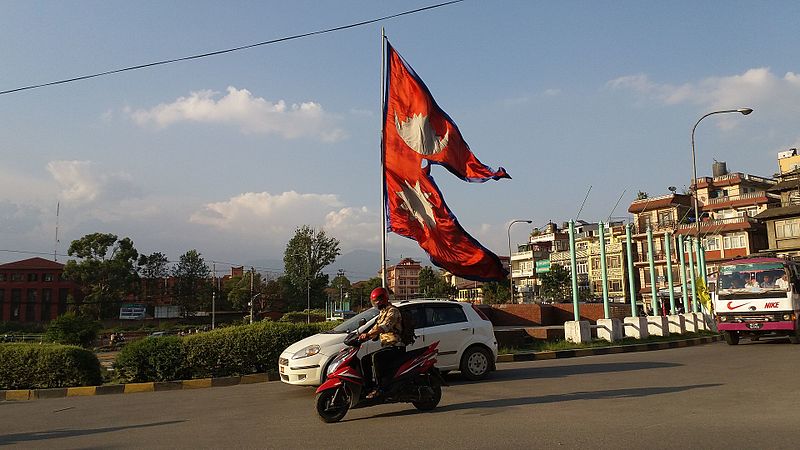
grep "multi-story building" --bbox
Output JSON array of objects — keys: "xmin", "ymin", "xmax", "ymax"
[
  {"xmin": 755, "ymin": 149, "xmax": 800, "ymax": 257},
  {"xmin": 549, "ymin": 221, "xmax": 597, "ymax": 298},
  {"xmin": 690, "ymin": 162, "xmax": 776, "ymax": 273},
  {"xmin": 386, "ymin": 258, "xmax": 421, "ymax": 299},
  {"xmin": 0, "ymin": 257, "xmax": 83, "ymax": 322},
  {"xmin": 510, "ymin": 222, "xmax": 569, "ymax": 302},
  {"xmin": 587, "ymin": 223, "xmax": 628, "ymax": 302},
  {"xmin": 627, "ymin": 193, "xmax": 693, "ymax": 308}
]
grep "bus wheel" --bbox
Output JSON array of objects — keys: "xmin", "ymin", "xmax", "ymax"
[
  {"xmin": 723, "ymin": 331, "xmax": 739, "ymax": 345},
  {"xmin": 789, "ymin": 330, "xmax": 800, "ymax": 344}
]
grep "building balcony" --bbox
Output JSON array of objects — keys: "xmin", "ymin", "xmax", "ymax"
[
  {"xmin": 704, "ymin": 190, "xmax": 768, "ymax": 206},
  {"xmin": 512, "ymin": 269, "xmax": 534, "ymax": 278},
  {"xmin": 511, "ymin": 250, "xmax": 533, "ymax": 261}
]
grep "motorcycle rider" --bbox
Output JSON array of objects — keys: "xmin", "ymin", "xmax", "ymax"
[{"xmin": 358, "ymin": 287, "xmax": 404, "ymax": 399}]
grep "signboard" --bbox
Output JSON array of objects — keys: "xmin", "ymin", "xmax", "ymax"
[
  {"xmin": 535, "ymin": 260, "xmax": 551, "ymax": 273},
  {"xmin": 119, "ymin": 304, "xmax": 146, "ymax": 320}
]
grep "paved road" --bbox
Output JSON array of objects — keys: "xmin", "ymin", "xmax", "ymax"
[{"xmin": 2, "ymin": 338, "xmax": 799, "ymax": 449}]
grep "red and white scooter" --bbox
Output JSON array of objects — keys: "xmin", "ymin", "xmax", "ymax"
[{"xmin": 315, "ymin": 331, "xmax": 445, "ymax": 423}]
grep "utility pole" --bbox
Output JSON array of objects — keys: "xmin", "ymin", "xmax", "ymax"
[
  {"xmin": 212, "ymin": 263, "xmax": 216, "ymax": 330},
  {"xmin": 249, "ymin": 267, "xmax": 254, "ymax": 324}
]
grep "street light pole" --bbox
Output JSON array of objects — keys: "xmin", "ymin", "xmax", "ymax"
[
  {"xmin": 507, "ymin": 219, "xmax": 533, "ymax": 303},
  {"xmin": 690, "ymin": 108, "xmax": 753, "ymax": 240}
]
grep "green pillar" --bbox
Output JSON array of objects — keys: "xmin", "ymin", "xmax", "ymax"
[
  {"xmin": 687, "ymin": 237, "xmax": 698, "ymax": 313},
  {"xmin": 599, "ymin": 222, "xmax": 610, "ymax": 319},
  {"xmin": 699, "ymin": 242, "xmax": 708, "ymax": 285},
  {"xmin": 625, "ymin": 223, "xmax": 638, "ymax": 317},
  {"xmin": 695, "ymin": 237, "xmax": 704, "ymax": 283},
  {"xmin": 569, "ymin": 220, "xmax": 580, "ymax": 321},
  {"xmin": 665, "ymin": 232, "xmax": 676, "ymax": 314},
  {"xmin": 646, "ymin": 226, "xmax": 658, "ymax": 315},
  {"xmin": 678, "ymin": 236, "xmax": 689, "ymax": 313}
]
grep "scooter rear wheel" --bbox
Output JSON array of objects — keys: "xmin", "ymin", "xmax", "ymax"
[
  {"xmin": 316, "ymin": 388, "xmax": 349, "ymax": 423},
  {"xmin": 412, "ymin": 384, "xmax": 441, "ymax": 411}
]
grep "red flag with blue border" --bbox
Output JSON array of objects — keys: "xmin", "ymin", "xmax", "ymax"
[{"xmin": 382, "ymin": 42, "xmax": 509, "ymax": 282}]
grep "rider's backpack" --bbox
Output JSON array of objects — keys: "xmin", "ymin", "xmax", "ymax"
[{"xmin": 399, "ymin": 308, "xmax": 416, "ymax": 346}]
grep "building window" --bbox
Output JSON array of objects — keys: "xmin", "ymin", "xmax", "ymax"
[
  {"xmin": 607, "ymin": 256, "xmax": 621, "ymax": 268},
  {"xmin": 722, "ymin": 234, "xmax": 746, "ymax": 249},
  {"xmin": 0, "ymin": 288, "xmax": 4, "ymax": 321},
  {"xmin": 776, "ymin": 218, "xmax": 800, "ymax": 239},
  {"xmin": 658, "ymin": 211, "xmax": 672, "ymax": 226},
  {"xmin": 0, "ymin": 274, "xmax": 5, "ymax": 282},
  {"xmin": 11, "ymin": 288, "xmax": 21, "ymax": 321},
  {"xmin": 705, "ymin": 237, "xmax": 720, "ymax": 251},
  {"xmin": 26, "ymin": 289, "xmax": 37, "ymax": 321},
  {"xmin": 58, "ymin": 288, "xmax": 69, "ymax": 315},
  {"xmin": 28, "ymin": 273, "xmax": 38, "ymax": 282},
  {"xmin": 41, "ymin": 289, "xmax": 52, "ymax": 321},
  {"xmin": 43, "ymin": 273, "xmax": 54, "ymax": 282},
  {"xmin": 11, "ymin": 273, "xmax": 23, "ymax": 282}
]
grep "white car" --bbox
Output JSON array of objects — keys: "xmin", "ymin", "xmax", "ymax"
[{"xmin": 278, "ymin": 299, "xmax": 498, "ymax": 386}]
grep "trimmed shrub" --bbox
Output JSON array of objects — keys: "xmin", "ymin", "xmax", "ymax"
[
  {"xmin": 114, "ymin": 336, "xmax": 186, "ymax": 383},
  {"xmin": 278, "ymin": 311, "xmax": 326, "ymax": 323},
  {"xmin": 114, "ymin": 321, "xmax": 337, "ymax": 382},
  {"xmin": 44, "ymin": 313, "xmax": 102, "ymax": 348},
  {"xmin": 0, "ymin": 343, "xmax": 102, "ymax": 389}
]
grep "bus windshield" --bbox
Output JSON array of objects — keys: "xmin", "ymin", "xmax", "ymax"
[{"xmin": 717, "ymin": 262, "xmax": 788, "ymax": 297}]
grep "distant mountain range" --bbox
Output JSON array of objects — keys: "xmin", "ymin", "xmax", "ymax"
[{"xmin": 244, "ymin": 249, "xmax": 428, "ymax": 282}]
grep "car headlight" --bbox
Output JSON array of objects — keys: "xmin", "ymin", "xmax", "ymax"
[{"xmin": 292, "ymin": 345, "xmax": 321, "ymax": 359}]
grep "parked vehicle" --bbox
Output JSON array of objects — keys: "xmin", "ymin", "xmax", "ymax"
[
  {"xmin": 315, "ymin": 330, "xmax": 444, "ymax": 423},
  {"xmin": 714, "ymin": 257, "xmax": 800, "ymax": 345},
  {"xmin": 279, "ymin": 299, "xmax": 497, "ymax": 386}
]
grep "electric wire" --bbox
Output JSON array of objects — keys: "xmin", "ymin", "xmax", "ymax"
[{"xmin": 0, "ymin": 0, "xmax": 464, "ymax": 96}]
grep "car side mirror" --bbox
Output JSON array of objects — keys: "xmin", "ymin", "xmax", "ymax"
[{"xmin": 358, "ymin": 318, "xmax": 367, "ymax": 327}]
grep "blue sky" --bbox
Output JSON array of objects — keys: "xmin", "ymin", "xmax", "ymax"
[{"xmin": 3, "ymin": 0, "xmax": 800, "ymax": 278}]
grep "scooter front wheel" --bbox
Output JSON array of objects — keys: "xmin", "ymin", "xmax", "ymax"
[
  {"xmin": 412, "ymin": 384, "xmax": 441, "ymax": 411},
  {"xmin": 316, "ymin": 388, "xmax": 350, "ymax": 423}
]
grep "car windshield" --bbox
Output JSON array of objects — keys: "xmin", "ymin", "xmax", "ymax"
[{"xmin": 329, "ymin": 307, "xmax": 379, "ymax": 333}]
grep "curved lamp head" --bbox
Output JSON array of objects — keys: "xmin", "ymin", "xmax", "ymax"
[{"xmin": 737, "ymin": 108, "xmax": 753, "ymax": 115}]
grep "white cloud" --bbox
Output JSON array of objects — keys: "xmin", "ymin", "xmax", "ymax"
[
  {"xmin": 607, "ymin": 67, "xmax": 800, "ymax": 113},
  {"xmin": 324, "ymin": 206, "xmax": 380, "ymax": 249},
  {"xmin": 46, "ymin": 160, "xmax": 138, "ymax": 204},
  {"xmin": 130, "ymin": 86, "xmax": 347, "ymax": 142},
  {"xmin": 190, "ymin": 191, "xmax": 343, "ymax": 233}
]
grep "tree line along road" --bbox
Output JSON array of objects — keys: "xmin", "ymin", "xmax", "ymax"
[{"xmin": 1, "ymin": 338, "xmax": 798, "ymax": 449}]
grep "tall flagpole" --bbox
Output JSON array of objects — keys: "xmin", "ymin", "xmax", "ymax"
[{"xmin": 380, "ymin": 27, "xmax": 387, "ymax": 289}]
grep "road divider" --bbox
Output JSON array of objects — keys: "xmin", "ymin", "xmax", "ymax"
[{"xmin": 1, "ymin": 335, "xmax": 720, "ymax": 402}]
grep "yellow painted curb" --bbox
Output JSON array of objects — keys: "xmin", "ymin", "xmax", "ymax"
[
  {"xmin": 124, "ymin": 383, "xmax": 155, "ymax": 394},
  {"xmin": 536, "ymin": 352, "xmax": 557, "ymax": 360},
  {"xmin": 6, "ymin": 390, "xmax": 32, "ymax": 401},
  {"xmin": 496, "ymin": 354, "xmax": 514, "ymax": 363},
  {"xmin": 67, "ymin": 386, "xmax": 97, "ymax": 397},
  {"xmin": 573, "ymin": 349, "xmax": 596, "ymax": 357},
  {"xmin": 241, "ymin": 374, "xmax": 268, "ymax": 384},
  {"xmin": 182, "ymin": 378, "xmax": 212, "ymax": 389}
]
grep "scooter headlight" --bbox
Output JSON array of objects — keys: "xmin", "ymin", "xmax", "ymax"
[{"xmin": 292, "ymin": 344, "xmax": 320, "ymax": 360}]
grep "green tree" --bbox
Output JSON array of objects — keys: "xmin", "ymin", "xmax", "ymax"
[
  {"xmin": 283, "ymin": 225, "xmax": 340, "ymax": 311},
  {"xmin": 418, "ymin": 266, "xmax": 456, "ymax": 298},
  {"xmin": 62, "ymin": 233, "xmax": 140, "ymax": 319},
  {"xmin": 226, "ymin": 270, "xmax": 267, "ymax": 312},
  {"xmin": 137, "ymin": 252, "xmax": 169, "ymax": 302},
  {"xmin": 44, "ymin": 312, "xmax": 102, "ymax": 348},
  {"xmin": 481, "ymin": 281, "xmax": 511, "ymax": 304},
  {"xmin": 172, "ymin": 250, "xmax": 211, "ymax": 315},
  {"xmin": 539, "ymin": 264, "xmax": 572, "ymax": 302}
]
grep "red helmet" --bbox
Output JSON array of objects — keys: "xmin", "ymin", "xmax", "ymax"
[{"xmin": 370, "ymin": 287, "xmax": 389, "ymax": 307}]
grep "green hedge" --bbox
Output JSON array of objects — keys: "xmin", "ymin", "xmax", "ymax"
[
  {"xmin": 0, "ymin": 343, "xmax": 103, "ymax": 390},
  {"xmin": 114, "ymin": 321, "xmax": 336, "ymax": 383}
]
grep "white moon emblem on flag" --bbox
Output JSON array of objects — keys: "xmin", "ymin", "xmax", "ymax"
[
  {"xmin": 395, "ymin": 113, "xmax": 449, "ymax": 155},
  {"xmin": 396, "ymin": 180, "xmax": 437, "ymax": 229}
]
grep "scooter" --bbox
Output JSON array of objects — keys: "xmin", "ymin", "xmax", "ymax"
[{"xmin": 315, "ymin": 331, "xmax": 445, "ymax": 423}]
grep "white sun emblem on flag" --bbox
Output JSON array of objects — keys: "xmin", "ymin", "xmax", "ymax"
[{"xmin": 396, "ymin": 180, "xmax": 437, "ymax": 229}]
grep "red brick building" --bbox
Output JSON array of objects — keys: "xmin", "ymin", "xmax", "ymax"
[{"xmin": 0, "ymin": 257, "xmax": 83, "ymax": 322}]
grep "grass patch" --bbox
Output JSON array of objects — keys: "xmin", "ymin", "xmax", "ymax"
[{"xmin": 499, "ymin": 330, "xmax": 718, "ymax": 354}]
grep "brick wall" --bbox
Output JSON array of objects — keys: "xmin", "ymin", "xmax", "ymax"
[{"xmin": 481, "ymin": 303, "xmax": 630, "ymax": 326}]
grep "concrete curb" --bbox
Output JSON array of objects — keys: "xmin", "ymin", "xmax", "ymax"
[
  {"xmin": 496, "ymin": 335, "xmax": 722, "ymax": 363},
  {"xmin": 0, "ymin": 372, "xmax": 281, "ymax": 402},
  {"xmin": 1, "ymin": 335, "xmax": 721, "ymax": 402}
]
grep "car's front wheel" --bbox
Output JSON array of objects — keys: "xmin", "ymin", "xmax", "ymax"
[{"xmin": 460, "ymin": 346, "xmax": 491, "ymax": 381}]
